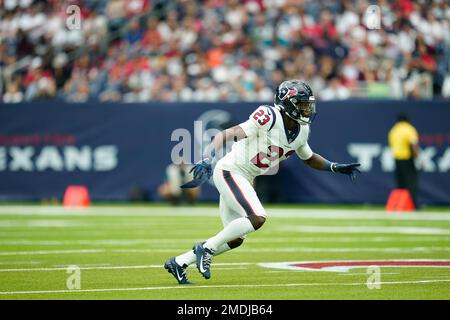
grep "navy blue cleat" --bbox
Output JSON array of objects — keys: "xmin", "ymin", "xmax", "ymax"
[
  {"xmin": 164, "ymin": 257, "xmax": 192, "ymax": 285},
  {"xmin": 194, "ymin": 242, "xmax": 215, "ymax": 279}
]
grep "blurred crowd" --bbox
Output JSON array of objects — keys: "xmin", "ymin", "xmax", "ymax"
[{"xmin": 1, "ymin": 0, "xmax": 450, "ymax": 104}]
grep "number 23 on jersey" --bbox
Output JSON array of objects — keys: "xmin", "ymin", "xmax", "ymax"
[{"xmin": 252, "ymin": 108, "xmax": 270, "ymax": 126}]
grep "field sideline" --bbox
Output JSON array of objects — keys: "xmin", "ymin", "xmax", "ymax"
[{"xmin": 0, "ymin": 204, "xmax": 449, "ymax": 300}]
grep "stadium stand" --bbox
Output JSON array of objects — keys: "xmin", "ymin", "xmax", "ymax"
[{"xmin": 1, "ymin": 0, "xmax": 449, "ymax": 103}]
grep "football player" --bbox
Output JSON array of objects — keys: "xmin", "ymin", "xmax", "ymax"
[{"xmin": 164, "ymin": 80, "xmax": 360, "ymax": 284}]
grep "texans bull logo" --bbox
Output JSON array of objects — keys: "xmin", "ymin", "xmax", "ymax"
[{"xmin": 278, "ymin": 87, "xmax": 298, "ymax": 101}]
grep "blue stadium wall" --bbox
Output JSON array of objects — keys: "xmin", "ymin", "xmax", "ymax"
[{"xmin": 0, "ymin": 100, "xmax": 449, "ymax": 205}]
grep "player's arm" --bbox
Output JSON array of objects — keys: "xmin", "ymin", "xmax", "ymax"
[
  {"xmin": 303, "ymin": 153, "xmax": 333, "ymax": 170},
  {"xmin": 203, "ymin": 105, "xmax": 271, "ymax": 161},
  {"xmin": 409, "ymin": 128, "xmax": 420, "ymax": 159},
  {"xmin": 411, "ymin": 142, "xmax": 420, "ymax": 159},
  {"xmin": 182, "ymin": 106, "xmax": 270, "ymax": 188},
  {"xmin": 297, "ymin": 144, "xmax": 361, "ymax": 181},
  {"xmin": 181, "ymin": 125, "xmax": 249, "ymax": 189},
  {"xmin": 203, "ymin": 125, "xmax": 247, "ymax": 161}
]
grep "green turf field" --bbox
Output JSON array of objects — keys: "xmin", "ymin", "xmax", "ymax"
[{"xmin": 0, "ymin": 204, "xmax": 449, "ymax": 300}]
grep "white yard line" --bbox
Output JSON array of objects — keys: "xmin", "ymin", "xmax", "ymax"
[
  {"xmin": 0, "ymin": 246, "xmax": 448, "ymax": 257},
  {"xmin": 253, "ymin": 236, "xmax": 450, "ymax": 243},
  {"xmin": 278, "ymin": 226, "xmax": 450, "ymax": 235},
  {"xmin": 0, "ymin": 262, "xmax": 254, "ymax": 272},
  {"xmin": 269, "ymin": 209, "xmax": 450, "ymax": 221},
  {"xmin": 212, "ymin": 267, "xmax": 250, "ymax": 271},
  {"xmin": 1, "ymin": 279, "xmax": 450, "ymax": 295},
  {"xmin": 0, "ymin": 265, "xmax": 157, "ymax": 272},
  {"xmin": 0, "ymin": 220, "xmax": 82, "ymax": 228},
  {"xmin": 0, "ymin": 261, "xmax": 42, "ymax": 266},
  {"xmin": 2, "ymin": 256, "xmax": 450, "ymax": 273},
  {"xmin": 0, "ymin": 240, "xmax": 166, "ymax": 245},
  {"xmin": 233, "ymin": 247, "xmax": 450, "ymax": 253},
  {"xmin": 52, "ymin": 263, "xmax": 111, "ymax": 268},
  {"xmin": 337, "ymin": 272, "xmax": 401, "ymax": 276},
  {"xmin": 1, "ymin": 236, "xmax": 449, "ymax": 246},
  {"xmin": 0, "ymin": 206, "xmax": 449, "ymax": 221},
  {"xmin": 0, "ymin": 249, "xmax": 107, "ymax": 256}
]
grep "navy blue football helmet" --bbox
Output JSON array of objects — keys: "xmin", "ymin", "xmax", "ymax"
[{"xmin": 274, "ymin": 80, "xmax": 316, "ymax": 125}]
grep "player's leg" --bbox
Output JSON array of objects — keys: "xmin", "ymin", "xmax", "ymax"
[
  {"xmin": 172, "ymin": 196, "xmax": 242, "ymax": 268},
  {"xmin": 214, "ymin": 195, "xmax": 246, "ymax": 255},
  {"xmin": 404, "ymin": 158, "xmax": 419, "ymax": 208},
  {"xmin": 183, "ymin": 187, "xmax": 201, "ymax": 205},
  {"xmin": 165, "ymin": 196, "xmax": 243, "ymax": 284},
  {"xmin": 194, "ymin": 169, "xmax": 266, "ymax": 279},
  {"xmin": 205, "ymin": 169, "xmax": 266, "ymax": 249},
  {"xmin": 166, "ymin": 169, "xmax": 266, "ymax": 282}
]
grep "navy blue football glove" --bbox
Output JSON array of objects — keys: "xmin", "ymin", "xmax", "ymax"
[
  {"xmin": 332, "ymin": 162, "xmax": 361, "ymax": 182},
  {"xmin": 180, "ymin": 159, "xmax": 212, "ymax": 189}
]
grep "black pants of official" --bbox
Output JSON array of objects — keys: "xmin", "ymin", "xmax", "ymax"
[{"xmin": 395, "ymin": 159, "xmax": 418, "ymax": 208}]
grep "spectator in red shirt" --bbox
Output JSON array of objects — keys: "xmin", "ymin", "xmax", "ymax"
[{"xmin": 24, "ymin": 58, "xmax": 56, "ymax": 101}]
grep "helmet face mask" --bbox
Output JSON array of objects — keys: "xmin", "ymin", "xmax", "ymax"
[
  {"xmin": 275, "ymin": 80, "xmax": 316, "ymax": 125},
  {"xmin": 289, "ymin": 97, "xmax": 316, "ymax": 124}
]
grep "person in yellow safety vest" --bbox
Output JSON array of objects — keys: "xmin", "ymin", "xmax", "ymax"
[{"xmin": 388, "ymin": 114, "xmax": 420, "ymax": 208}]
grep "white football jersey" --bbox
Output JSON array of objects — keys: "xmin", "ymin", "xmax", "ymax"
[{"xmin": 215, "ymin": 105, "xmax": 313, "ymax": 180}]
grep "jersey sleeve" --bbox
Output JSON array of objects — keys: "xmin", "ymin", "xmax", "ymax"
[
  {"xmin": 239, "ymin": 106, "xmax": 276, "ymax": 137},
  {"xmin": 296, "ymin": 142, "xmax": 313, "ymax": 160}
]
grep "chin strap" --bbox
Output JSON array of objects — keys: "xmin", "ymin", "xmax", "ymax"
[{"xmin": 276, "ymin": 104, "xmax": 314, "ymax": 125}]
